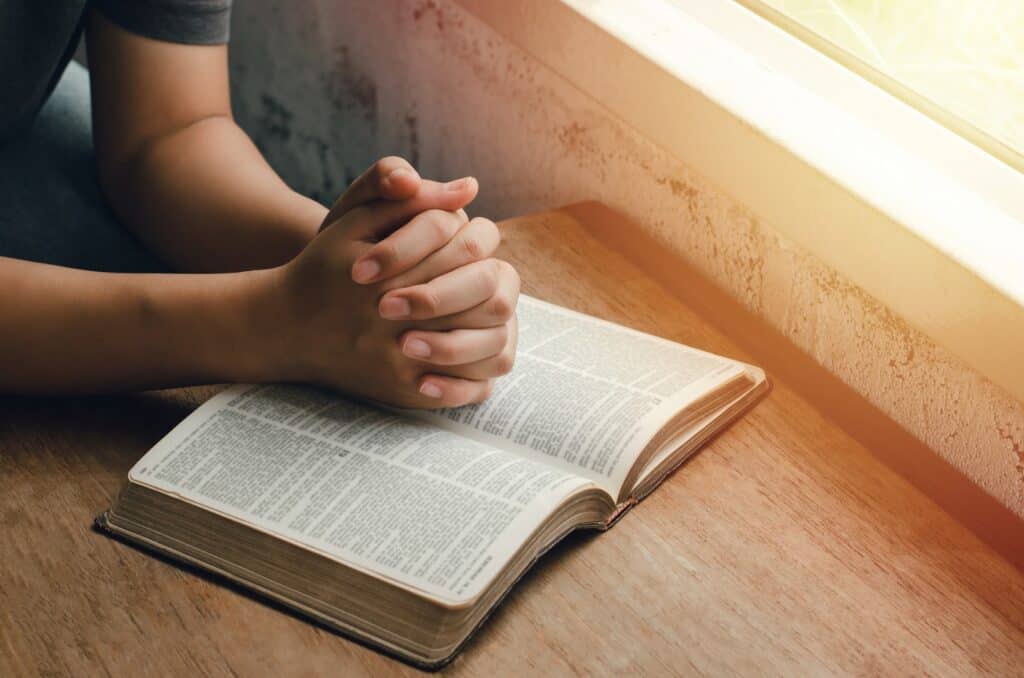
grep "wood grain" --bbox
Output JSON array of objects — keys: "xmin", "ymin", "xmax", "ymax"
[{"xmin": 2, "ymin": 205, "xmax": 1023, "ymax": 677}]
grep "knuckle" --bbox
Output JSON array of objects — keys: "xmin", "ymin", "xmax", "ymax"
[
  {"xmin": 509, "ymin": 263, "xmax": 521, "ymax": 288},
  {"xmin": 479, "ymin": 258, "xmax": 502, "ymax": 291},
  {"xmin": 414, "ymin": 210, "xmax": 457, "ymax": 246},
  {"xmin": 431, "ymin": 335, "xmax": 457, "ymax": 363},
  {"xmin": 489, "ymin": 292, "xmax": 513, "ymax": 321},
  {"xmin": 427, "ymin": 214, "xmax": 452, "ymax": 242},
  {"xmin": 453, "ymin": 387, "xmax": 478, "ymax": 408},
  {"xmin": 441, "ymin": 385, "xmax": 468, "ymax": 408},
  {"xmin": 495, "ymin": 351, "xmax": 515, "ymax": 376},
  {"xmin": 417, "ymin": 286, "xmax": 443, "ymax": 315},
  {"xmin": 499, "ymin": 259, "xmax": 520, "ymax": 287},
  {"xmin": 459, "ymin": 233, "xmax": 486, "ymax": 261},
  {"xmin": 493, "ymin": 322, "xmax": 510, "ymax": 346},
  {"xmin": 372, "ymin": 240, "xmax": 398, "ymax": 266}
]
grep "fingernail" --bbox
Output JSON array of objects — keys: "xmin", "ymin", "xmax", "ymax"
[
  {"xmin": 379, "ymin": 296, "xmax": 411, "ymax": 319},
  {"xmin": 445, "ymin": 176, "xmax": 472, "ymax": 191},
  {"xmin": 419, "ymin": 381, "xmax": 443, "ymax": 398},
  {"xmin": 352, "ymin": 258, "xmax": 380, "ymax": 283},
  {"xmin": 385, "ymin": 167, "xmax": 413, "ymax": 187},
  {"xmin": 403, "ymin": 337, "xmax": 431, "ymax": 359}
]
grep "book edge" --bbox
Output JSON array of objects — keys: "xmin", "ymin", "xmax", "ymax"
[{"xmin": 94, "ymin": 509, "xmax": 607, "ymax": 671}]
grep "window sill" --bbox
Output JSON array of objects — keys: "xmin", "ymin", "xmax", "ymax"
[{"xmin": 455, "ymin": 0, "xmax": 1024, "ymax": 406}]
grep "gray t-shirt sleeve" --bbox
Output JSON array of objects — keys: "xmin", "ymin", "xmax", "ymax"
[{"xmin": 94, "ymin": 0, "xmax": 232, "ymax": 45}]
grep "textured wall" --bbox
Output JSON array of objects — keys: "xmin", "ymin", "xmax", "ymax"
[{"xmin": 228, "ymin": 0, "xmax": 1024, "ymax": 518}]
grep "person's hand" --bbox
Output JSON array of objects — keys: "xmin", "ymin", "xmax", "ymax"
[
  {"xmin": 318, "ymin": 155, "xmax": 476, "ymax": 242},
  {"xmin": 252, "ymin": 196, "xmax": 519, "ymax": 409},
  {"xmin": 318, "ymin": 155, "xmax": 487, "ymax": 285}
]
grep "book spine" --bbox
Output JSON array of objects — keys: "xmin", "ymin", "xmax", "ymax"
[{"xmin": 603, "ymin": 497, "xmax": 638, "ymax": 528}]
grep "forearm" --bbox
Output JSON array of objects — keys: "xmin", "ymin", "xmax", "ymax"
[
  {"xmin": 85, "ymin": 11, "xmax": 326, "ymax": 273},
  {"xmin": 100, "ymin": 115, "xmax": 327, "ymax": 272},
  {"xmin": 0, "ymin": 257, "xmax": 278, "ymax": 394}
]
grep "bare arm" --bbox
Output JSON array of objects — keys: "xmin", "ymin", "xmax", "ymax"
[
  {"xmin": 0, "ymin": 11, "xmax": 518, "ymax": 402},
  {"xmin": 86, "ymin": 10, "xmax": 327, "ymax": 271},
  {"xmin": 0, "ymin": 198, "xmax": 516, "ymax": 403},
  {"xmin": 0, "ymin": 259, "xmax": 274, "ymax": 394}
]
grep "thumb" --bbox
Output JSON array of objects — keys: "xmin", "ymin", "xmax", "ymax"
[
  {"xmin": 346, "ymin": 176, "xmax": 479, "ymax": 243},
  {"xmin": 320, "ymin": 156, "xmax": 421, "ymax": 233}
]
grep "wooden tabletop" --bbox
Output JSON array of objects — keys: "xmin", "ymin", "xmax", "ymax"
[{"xmin": 3, "ymin": 205, "xmax": 1023, "ymax": 676}]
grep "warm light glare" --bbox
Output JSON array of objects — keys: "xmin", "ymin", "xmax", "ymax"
[
  {"xmin": 759, "ymin": 0, "xmax": 1024, "ymax": 157},
  {"xmin": 576, "ymin": 0, "xmax": 1024, "ymax": 304}
]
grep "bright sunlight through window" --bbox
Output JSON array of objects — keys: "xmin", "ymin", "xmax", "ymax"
[{"xmin": 741, "ymin": 0, "xmax": 1024, "ymax": 168}]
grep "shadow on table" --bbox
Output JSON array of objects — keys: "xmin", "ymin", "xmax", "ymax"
[{"xmin": 0, "ymin": 387, "xmax": 215, "ymax": 476}]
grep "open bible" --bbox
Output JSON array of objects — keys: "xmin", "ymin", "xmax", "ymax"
[{"xmin": 98, "ymin": 294, "xmax": 768, "ymax": 669}]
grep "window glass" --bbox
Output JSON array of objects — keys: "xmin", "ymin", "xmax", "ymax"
[{"xmin": 744, "ymin": 0, "xmax": 1023, "ymax": 166}]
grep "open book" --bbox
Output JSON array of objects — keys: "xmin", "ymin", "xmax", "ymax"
[{"xmin": 98, "ymin": 295, "xmax": 767, "ymax": 669}]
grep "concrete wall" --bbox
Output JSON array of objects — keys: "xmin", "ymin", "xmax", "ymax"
[{"xmin": 228, "ymin": 0, "xmax": 1024, "ymax": 519}]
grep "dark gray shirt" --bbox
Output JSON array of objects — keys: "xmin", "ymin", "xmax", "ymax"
[{"xmin": 0, "ymin": 0, "xmax": 232, "ymax": 144}]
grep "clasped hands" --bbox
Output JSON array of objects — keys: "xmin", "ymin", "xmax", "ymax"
[{"xmin": 259, "ymin": 157, "xmax": 519, "ymax": 409}]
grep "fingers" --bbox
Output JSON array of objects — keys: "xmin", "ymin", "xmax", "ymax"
[
  {"xmin": 322, "ymin": 157, "xmax": 420, "ymax": 232},
  {"xmin": 374, "ymin": 177, "xmax": 479, "ymax": 232},
  {"xmin": 415, "ymin": 375, "xmax": 494, "ymax": 408},
  {"xmin": 411, "ymin": 315, "xmax": 517, "ymax": 407},
  {"xmin": 347, "ymin": 177, "xmax": 479, "ymax": 242},
  {"xmin": 383, "ymin": 254, "xmax": 518, "ymax": 410},
  {"xmin": 400, "ymin": 324, "xmax": 510, "ymax": 365},
  {"xmin": 416, "ymin": 260, "xmax": 520, "ymax": 330},
  {"xmin": 379, "ymin": 258, "xmax": 503, "ymax": 320},
  {"xmin": 381, "ymin": 217, "xmax": 500, "ymax": 291},
  {"xmin": 351, "ymin": 209, "xmax": 468, "ymax": 284},
  {"xmin": 435, "ymin": 342, "xmax": 516, "ymax": 381},
  {"xmin": 421, "ymin": 317, "xmax": 518, "ymax": 372}
]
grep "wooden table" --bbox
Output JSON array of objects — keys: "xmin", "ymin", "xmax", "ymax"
[{"xmin": 3, "ymin": 205, "xmax": 1023, "ymax": 676}]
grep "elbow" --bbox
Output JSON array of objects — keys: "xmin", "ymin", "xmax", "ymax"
[
  {"xmin": 93, "ymin": 139, "xmax": 144, "ymax": 229},
  {"xmin": 93, "ymin": 113, "xmax": 235, "ymax": 224}
]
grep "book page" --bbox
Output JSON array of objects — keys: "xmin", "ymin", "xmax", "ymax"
[
  {"xmin": 128, "ymin": 384, "xmax": 595, "ymax": 605},
  {"xmin": 416, "ymin": 295, "xmax": 743, "ymax": 495}
]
